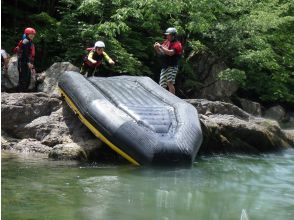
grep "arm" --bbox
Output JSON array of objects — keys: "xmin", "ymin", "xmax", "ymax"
[
  {"xmin": 159, "ymin": 45, "xmax": 175, "ymax": 56},
  {"xmin": 103, "ymin": 52, "xmax": 115, "ymax": 65},
  {"xmin": 154, "ymin": 42, "xmax": 163, "ymax": 55},
  {"xmin": 87, "ymin": 51, "xmax": 97, "ymax": 63}
]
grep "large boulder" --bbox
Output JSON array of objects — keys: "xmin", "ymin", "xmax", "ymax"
[
  {"xmin": 12, "ymin": 139, "xmax": 51, "ymax": 154},
  {"xmin": 281, "ymin": 112, "xmax": 294, "ymax": 129},
  {"xmin": 49, "ymin": 143, "xmax": 87, "ymax": 160},
  {"xmin": 1, "ymin": 55, "xmax": 36, "ymax": 91},
  {"xmin": 1, "ymin": 92, "xmax": 104, "ymax": 160},
  {"xmin": 284, "ymin": 130, "xmax": 294, "ymax": 146},
  {"xmin": 1, "ymin": 130, "xmax": 19, "ymax": 150},
  {"xmin": 187, "ymin": 99, "xmax": 293, "ymax": 154},
  {"xmin": 239, "ymin": 98, "xmax": 262, "ymax": 116},
  {"xmin": 264, "ymin": 105, "xmax": 286, "ymax": 122},
  {"xmin": 186, "ymin": 99, "xmax": 250, "ymax": 120},
  {"xmin": 18, "ymin": 103, "xmax": 103, "ymax": 148},
  {"xmin": 37, "ymin": 62, "xmax": 79, "ymax": 96},
  {"xmin": 189, "ymin": 53, "xmax": 239, "ymax": 101},
  {"xmin": 1, "ymin": 92, "xmax": 61, "ymax": 134}
]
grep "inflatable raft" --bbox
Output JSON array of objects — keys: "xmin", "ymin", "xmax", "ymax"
[{"xmin": 58, "ymin": 71, "xmax": 202, "ymax": 166}]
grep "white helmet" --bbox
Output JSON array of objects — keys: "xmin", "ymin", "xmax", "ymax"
[
  {"xmin": 94, "ymin": 41, "xmax": 105, "ymax": 48},
  {"xmin": 164, "ymin": 27, "xmax": 177, "ymax": 35}
]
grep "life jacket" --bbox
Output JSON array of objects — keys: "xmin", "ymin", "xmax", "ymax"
[
  {"xmin": 161, "ymin": 40, "xmax": 182, "ymax": 68},
  {"xmin": 14, "ymin": 37, "xmax": 35, "ymax": 63},
  {"xmin": 83, "ymin": 48, "xmax": 103, "ymax": 68}
]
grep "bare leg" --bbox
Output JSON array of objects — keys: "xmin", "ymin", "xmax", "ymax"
[{"xmin": 167, "ymin": 81, "xmax": 175, "ymax": 94}]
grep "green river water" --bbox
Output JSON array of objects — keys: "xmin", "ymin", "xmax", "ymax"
[{"xmin": 2, "ymin": 149, "xmax": 294, "ymax": 220}]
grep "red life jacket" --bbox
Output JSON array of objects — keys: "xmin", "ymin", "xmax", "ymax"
[
  {"xmin": 161, "ymin": 40, "xmax": 182, "ymax": 67},
  {"xmin": 83, "ymin": 48, "xmax": 103, "ymax": 68},
  {"xmin": 14, "ymin": 38, "xmax": 35, "ymax": 63}
]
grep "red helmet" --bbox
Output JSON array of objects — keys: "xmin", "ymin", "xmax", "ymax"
[{"xmin": 24, "ymin": 27, "xmax": 36, "ymax": 35}]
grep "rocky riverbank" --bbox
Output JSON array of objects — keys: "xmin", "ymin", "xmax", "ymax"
[{"xmin": 1, "ymin": 62, "xmax": 293, "ymax": 162}]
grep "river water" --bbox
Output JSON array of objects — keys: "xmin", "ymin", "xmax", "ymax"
[{"xmin": 2, "ymin": 149, "xmax": 293, "ymax": 220}]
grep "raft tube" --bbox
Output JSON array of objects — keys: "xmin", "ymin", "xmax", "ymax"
[{"xmin": 58, "ymin": 71, "xmax": 203, "ymax": 166}]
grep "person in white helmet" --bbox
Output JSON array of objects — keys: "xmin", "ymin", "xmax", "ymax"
[
  {"xmin": 80, "ymin": 41, "xmax": 115, "ymax": 77},
  {"xmin": 154, "ymin": 27, "xmax": 182, "ymax": 94}
]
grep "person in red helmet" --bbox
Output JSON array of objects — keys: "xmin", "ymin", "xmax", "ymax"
[{"xmin": 14, "ymin": 27, "xmax": 36, "ymax": 92}]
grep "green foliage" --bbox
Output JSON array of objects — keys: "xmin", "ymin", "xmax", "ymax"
[{"xmin": 218, "ymin": 68, "xmax": 246, "ymax": 86}]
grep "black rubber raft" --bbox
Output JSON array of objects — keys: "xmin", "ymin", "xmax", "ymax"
[{"xmin": 59, "ymin": 71, "xmax": 203, "ymax": 166}]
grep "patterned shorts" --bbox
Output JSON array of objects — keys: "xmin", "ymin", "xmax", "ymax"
[{"xmin": 159, "ymin": 66, "xmax": 178, "ymax": 88}]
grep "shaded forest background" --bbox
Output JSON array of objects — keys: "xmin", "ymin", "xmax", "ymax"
[{"xmin": 1, "ymin": 0, "xmax": 293, "ymax": 105}]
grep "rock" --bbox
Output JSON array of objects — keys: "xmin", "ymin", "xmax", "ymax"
[
  {"xmin": 198, "ymin": 114, "xmax": 292, "ymax": 154},
  {"xmin": 2, "ymin": 89, "xmax": 292, "ymax": 160},
  {"xmin": 1, "ymin": 92, "xmax": 61, "ymax": 134},
  {"xmin": 283, "ymin": 130, "xmax": 294, "ymax": 146},
  {"xmin": 264, "ymin": 105, "xmax": 286, "ymax": 122},
  {"xmin": 37, "ymin": 62, "xmax": 79, "ymax": 96},
  {"xmin": 280, "ymin": 112, "xmax": 294, "ymax": 129},
  {"xmin": 2, "ymin": 91, "xmax": 104, "ymax": 160},
  {"xmin": 18, "ymin": 103, "xmax": 101, "ymax": 144},
  {"xmin": 1, "ymin": 55, "xmax": 37, "ymax": 91},
  {"xmin": 186, "ymin": 99, "xmax": 250, "ymax": 120},
  {"xmin": 49, "ymin": 143, "xmax": 87, "ymax": 160},
  {"xmin": 239, "ymin": 98, "xmax": 262, "ymax": 116},
  {"xmin": 189, "ymin": 53, "xmax": 238, "ymax": 101},
  {"xmin": 12, "ymin": 139, "xmax": 51, "ymax": 154},
  {"xmin": 186, "ymin": 99, "xmax": 292, "ymax": 154},
  {"xmin": 1, "ymin": 130, "xmax": 19, "ymax": 150},
  {"xmin": 18, "ymin": 103, "xmax": 104, "ymax": 159}
]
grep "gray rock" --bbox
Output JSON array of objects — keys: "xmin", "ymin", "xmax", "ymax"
[
  {"xmin": 37, "ymin": 62, "xmax": 79, "ymax": 96},
  {"xmin": 186, "ymin": 99, "xmax": 292, "ymax": 154},
  {"xmin": 2, "ymin": 88, "xmax": 292, "ymax": 160},
  {"xmin": 239, "ymin": 98, "xmax": 262, "ymax": 116},
  {"xmin": 49, "ymin": 143, "xmax": 87, "ymax": 160},
  {"xmin": 186, "ymin": 99, "xmax": 250, "ymax": 120},
  {"xmin": 13, "ymin": 139, "xmax": 51, "ymax": 153},
  {"xmin": 49, "ymin": 139, "xmax": 104, "ymax": 161},
  {"xmin": 19, "ymin": 103, "xmax": 101, "ymax": 144},
  {"xmin": 1, "ymin": 130, "xmax": 19, "ymax": 150},
  {"xmin": 189, "ymin": 53, "xmax": 238, "ymax": 101},
  {"xmin": 283, "ymin": 130, "xmax": 294, "ymax": 146},
  {"xmin": 18, "ymin": 103, "xmax": 104, "ymax": 159},
  {"xmin": 1, "ymin": 55, "xmax": 36, "ymax": 91},
  {"xmin": 1, "ymin": 92, "xmax": 61, "ymax": 134},
  {"xmin": 281, "ymin": 112, "xmax": 294, "ymax": 129},
  {"xmin": 264, "ymin": 105, "xmax": 286, "ymax": 122},
  {"xmin": 199, "ymin": 114, "xmax": 292, "ymax": 154}
]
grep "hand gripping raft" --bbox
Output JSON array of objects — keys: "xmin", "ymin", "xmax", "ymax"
[{"xmin": 58, "ymin": 71, "xmax": 203, "ymax": 166}]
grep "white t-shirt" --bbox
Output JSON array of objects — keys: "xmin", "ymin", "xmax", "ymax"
[{"xmin": 1, "ymin": 49, "xmax": 8, "ymax": 59}]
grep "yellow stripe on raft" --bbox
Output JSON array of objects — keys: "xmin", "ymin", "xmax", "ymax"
[{"xmin": 59, "ymin": 88, "xmax": 140, "ymax": 166}]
